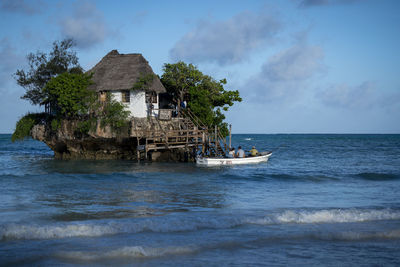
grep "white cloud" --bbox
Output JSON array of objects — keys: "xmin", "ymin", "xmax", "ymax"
[
  {"xmin": 244, "ymin": 40, "xmax": 325, "ymax": 103},
  {"xmin": 263, "ymin": 44, "xmax": 324, "ymax": 81},
  {"xmin": 170, "ymin": 10, "xmax": 281, "ymax": 66},
  {"xmin": 316, "ymin": 81, "xmax": 400, "ymax": 110},
  {"xmin": 59, "ymin": 1, "xmax": 108, "ymax": 49}
]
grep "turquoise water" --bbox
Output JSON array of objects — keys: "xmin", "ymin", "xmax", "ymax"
[{"xmin": 0, "ymin": 134, "xmax": 400, "ymax": 266}]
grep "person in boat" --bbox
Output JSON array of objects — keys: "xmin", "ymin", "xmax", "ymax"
[
  {"xmin": 236, "ymin": 146, "xmax": 245, "ymax": 158},
  {"xmin": 228, "ymin": 147, "xmax": 236, "ymax": 158},
  {"xmin": 249, "ymin": 146, "xmax": 258, "ymax": 157}
]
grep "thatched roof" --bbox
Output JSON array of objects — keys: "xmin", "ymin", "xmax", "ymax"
[{"xmin": 86, "ymin": 50, "xmax": 166, "ymax": 93}]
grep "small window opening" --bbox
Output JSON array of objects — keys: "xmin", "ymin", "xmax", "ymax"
[
  {"xmin": 99, "ymin": 91, "xmax": 107, "ymax": 102},
  {"xmin": 146, "ymin": 92, "xmax": 157, "ymax": 103},
  {"xmin": 122, "ymin": 90, "xmax": 130, "ymax": 103}
]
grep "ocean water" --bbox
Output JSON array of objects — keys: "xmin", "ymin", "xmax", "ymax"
[{"xmin": 0, "ymin": 134, "xmax": 399, "ymax": 266}]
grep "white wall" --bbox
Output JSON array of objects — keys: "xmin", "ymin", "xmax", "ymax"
[{"xmin": 110, "ymin": 90, "xmax": 159, "ymax": 118}]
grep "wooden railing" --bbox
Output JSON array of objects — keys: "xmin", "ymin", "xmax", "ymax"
[
  {"xmin": 136, "ymin": 129, "xmax": 205, "ymax": 151},
  {"xmin": 180, "ymin": 109, "xmax": 229, "ymax": 157},
  {"xmin": 180, "ymin": 108, "xmax": 208, "ymax": 130},
  {"xmin": 207, "ymin": 126, "xmax": 229, "ymax": 157}
]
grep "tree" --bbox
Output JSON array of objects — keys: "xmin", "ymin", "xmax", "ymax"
[
  {"xmin": 160, "ymin": 62, "xmax": 201, "ymax": 105},
  {"xmin": 14, "ymin": 38, "xmax": 82, "ymax": 105},
  {"xmin": 12, "ymin": 39, "xmax": 131, "ymax": 141},
  {"xmin": 43, "ymin": 72, "xmax": 95, "ymax": 118},
  {"xmin": 161, "ymin": 62, "xmax": 241, "ymax": 136}
]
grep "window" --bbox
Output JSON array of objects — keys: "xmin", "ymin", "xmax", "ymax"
[
  {"xmin": 99, "ymin": 91, "xmax": 106, "ymax": 102},
  {"xmin": 146, "ymin": 92, "xmax": 157, "ymax": 103},
  {"xmin": 122, "ymin": 90, "xmax": 130, "ymax": 103}
]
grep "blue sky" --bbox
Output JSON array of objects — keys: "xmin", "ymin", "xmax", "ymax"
[{"xmin": 0, "ymin": 0, "xmax": 399, "ymax": 133}]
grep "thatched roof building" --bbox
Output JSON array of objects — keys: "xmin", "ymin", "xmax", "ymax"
[{"xmin": 87, "ymin": 50, "xmax": 166, "ymax": 93}]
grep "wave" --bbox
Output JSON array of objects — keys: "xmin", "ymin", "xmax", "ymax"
[
  {"xmin": 268, "ymin": 173, "xmax": 339, "ymax": 182},
  {"xmin": 254, "ymin": 208, "xmax": 400, "ymax": 225},
  {"xmin": 55, "ymin": 230, "xmax": 400, "ymax": 262},
  {"xmin": 57, "ymin": 245, "xmax": 197, "ymax": 261},
  {"xmin": 355, "ymin": 172, "xmax": 400, "ymax": 181},
  {"xmin": 314, "ymin": 229, "xmax": 400, "ymax": 241},
  {"xmin": 2, "ymin": 208, "xmax": 400, "ymax": 241},
  {"xmin": 220, "ymin": 172, "xmax": 340, "ymax": 182},
  {"xmin": 225, "ymin": 171, "xmax": 399, "ymax": 182},
  {"xmin": 0, "ymin": 223, "xmax": 117, "ymax": 241}
]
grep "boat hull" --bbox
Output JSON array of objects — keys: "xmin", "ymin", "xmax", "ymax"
[{"xmin": 196, "ymin": 152, "xmax": 272, "ymax": 166}]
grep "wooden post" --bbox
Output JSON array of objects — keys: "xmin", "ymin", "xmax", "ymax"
[
  {"xmin": 145, "ymin": 138, "xmax": 148, "ymax": 160},
  {"xmin": 137, "ymin": 137, "xmax": 140, "ymax": 162},
  {"xmin": 214, "ymin": 125, "xmax": 218, "ymax": 156},
  {"xmin": 229, "ymin": 124, "xmax": 232, "ymax": 149}
]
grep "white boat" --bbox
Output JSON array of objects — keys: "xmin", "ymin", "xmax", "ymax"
[{"xmin": 196, "ymin": 152, "xmax": 272, "ymax": 166}]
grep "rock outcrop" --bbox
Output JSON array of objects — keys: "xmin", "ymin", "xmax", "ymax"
[{"xmin": 31, "ymin": 118, "xmax": 193, "ymax": 161}]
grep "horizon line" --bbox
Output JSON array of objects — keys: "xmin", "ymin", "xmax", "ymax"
[{"xmin": 1, "ymin": 132, "xmax": 400, "ymax": 135}]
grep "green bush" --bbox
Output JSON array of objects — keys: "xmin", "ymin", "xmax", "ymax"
[
  {"xmin": 77, "ymin": 118, "xmax": 96, "ymax": 135},
  {"xmin": 11, "ymin": 113, "xmax": 49, "ymax": 142},
  {"xmin": 43, "ymin": 72, "xmax": 94, "ymax": 118},
  {"xmin": 100, "ymin": 93, "xmax": 131, "ymax": 131},
  {"xmin": 51, "ymin": 118, "xmax": 61, "ymax": 131}
]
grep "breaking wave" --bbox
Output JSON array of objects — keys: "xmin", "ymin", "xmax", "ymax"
[
  {"xmin": 313, "ymin": 229, "xmax": 400, "ymax": 241},
  {"xmin": 251, "ymin": 208, "xmax": 400, "ymax": 225},
  {"xmin": 57, "ymin": 245, "xmax": 197, "ymax": 261},
  {"xmin": 56, "ymin": 230, "xmax": 400, "ymax": 262},
  {"xmin": 2, "ymin": 208, "xmax": 400, "ymax": 241}
]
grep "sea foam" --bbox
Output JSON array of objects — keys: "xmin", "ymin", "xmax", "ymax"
[
  {"xmin": 2, "ymin": 208, "xmax": 400, "ymax": 241},
  {"xmin": 57, "ymin": 245, "xmax": 196, "ymax": 261},
  {"xmin": 55, "ymin": 230, "xmax": 400, "ymax": 262},
  {"xmin": 270, "ymin": 208, "xmax": 400, "ymax": 224}
]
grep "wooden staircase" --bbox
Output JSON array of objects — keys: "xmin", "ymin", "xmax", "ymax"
[
  {"xmin": 181, "ymin": 109, "xmax": 229, "ymax": 158},
  {"xmin": 135, "ymin": 108, "xmax": 230, "ymax": 160}
]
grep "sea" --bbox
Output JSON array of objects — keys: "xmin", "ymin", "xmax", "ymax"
[{"xmin": 0, "ymin": 134, "xmax": 399, "ymax": 266}]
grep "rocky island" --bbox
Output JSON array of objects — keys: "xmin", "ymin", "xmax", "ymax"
[{"xmin": 12, "ymin": 40, "xmax": 241, "ymax": 161}]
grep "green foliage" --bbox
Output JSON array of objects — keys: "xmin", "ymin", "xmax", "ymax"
[
  {"xmin": 12, "ymin": 115, "xmax": 35, "ymax": 142},
  {"xmin": 13, "ymin": 39, "xmax": 131, "ymax": 137},
  {"xmin": 77, "ymin": 118, "xmax": 96, "ymax": 135},
  {"xmin": 14, "ymin": 38, "xmax": 82, "ymax": 105},
  {"xmin": 161, "ymin": 62, "xmax": 202, "ymax": 102},
  {"xmin": 43, "ymin": 72, "xmax": 94, "ymax": 118},
  {"xmin": 51, "ymin": 118, "xmax": 61, "ymax": 131},
  {"xmin": 11, "ymin": 113, "xmax": 49, "ymax": 142},
  {"xmin": 161, "ymin": 62, "xmax": 242, "ymax": 136},
  {"xmin": 132, "ymin": 73, "xmax": 156, "ymax": 91},
  {"xmin": 100, "ymin": 93, "xmax": 131, "ymax": 131}
]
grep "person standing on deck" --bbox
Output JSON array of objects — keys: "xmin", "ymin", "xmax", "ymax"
[
  {"xmin": 181, "ymin": 100, "xmax": 187, "ymax": 109},
  {"xmin": 237, "ymin": 146, "xmax": 245, "ymax": 158}
]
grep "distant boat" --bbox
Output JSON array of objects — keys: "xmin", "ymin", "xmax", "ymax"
[{"xmin": 196, "ymin": 152, "xmax": 272, "ymax": 166}]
